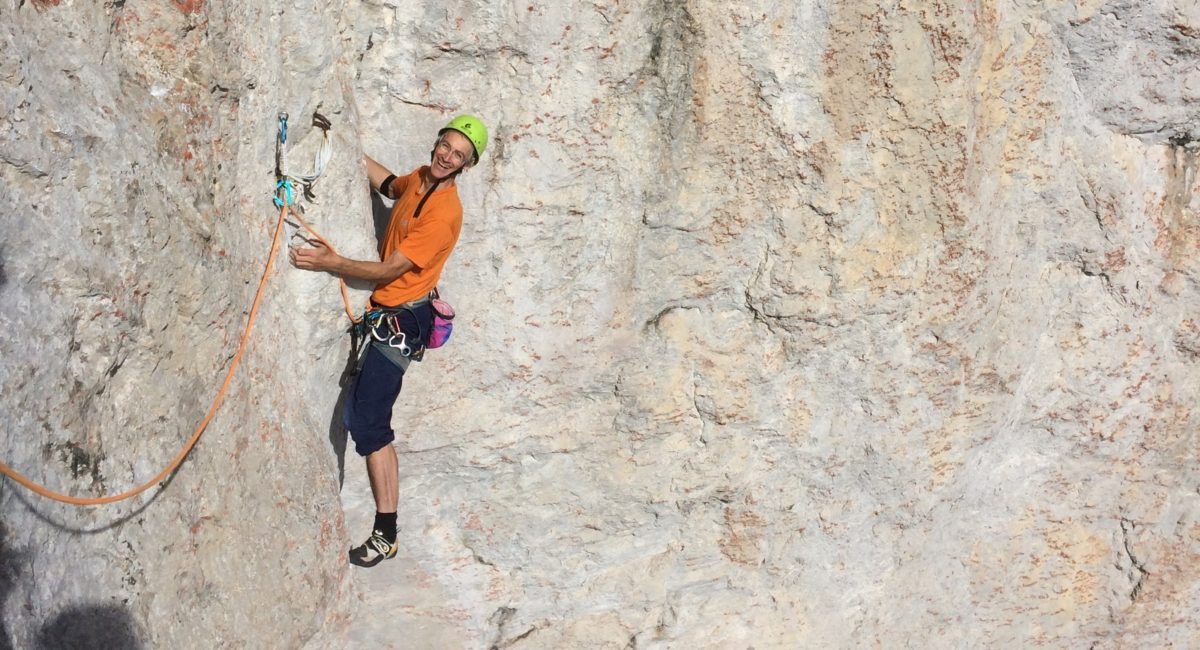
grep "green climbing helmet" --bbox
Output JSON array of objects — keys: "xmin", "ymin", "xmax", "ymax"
[{"xmin": 439, "ymin": 114, "xmax": 488, "ymax": 164}]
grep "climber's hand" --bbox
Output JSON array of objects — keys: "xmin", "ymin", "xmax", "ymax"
[{"xmin": 290, "ymin": 240, "xmax": 338, "ymax": 273}]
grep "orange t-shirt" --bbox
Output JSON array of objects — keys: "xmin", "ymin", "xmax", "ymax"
[{"xmin": 371, "ymin": 166, "xmax": 463, "ymax": 306}]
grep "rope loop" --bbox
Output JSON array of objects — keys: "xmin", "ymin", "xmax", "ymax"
[
  {"xmin": 273, "ymin": 178, "xmax": 295, "ymax": 208},
  {"xmin": 0, "ymin": 109, "xmax": 359, "ymax": 506}
]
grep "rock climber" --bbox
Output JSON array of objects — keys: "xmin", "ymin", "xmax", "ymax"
[{"xmin": 289, "ymin": 115, "xmax": 487, "ymax": 567}]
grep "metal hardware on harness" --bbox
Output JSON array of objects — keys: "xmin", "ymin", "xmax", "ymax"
[
  {"xmin": 363, "ymin": 311, "xmax": 390, "ymax": 343},
  {"xmin": 386, "ymin": 332, "xmax": 412, "ymax": 356},
  {"xmin": 356, "ymin": 304, "xmax": 427, "ymax": 365},
  {"xmin": 367, "ymin": 313, "xmax": 412, "ymax": 355}
]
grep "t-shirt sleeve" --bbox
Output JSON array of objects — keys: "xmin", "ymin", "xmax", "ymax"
[
  {"xmin": 398, "ymin": 215, "xmax": 452, "ymax": 270},
  {"xmin": 389, "ymin": 171, "xmax": 413, "ymax": 198}
]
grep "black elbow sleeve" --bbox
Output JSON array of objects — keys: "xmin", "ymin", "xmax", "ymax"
[{"xmin": 380, "ymin": 174, "xmax": 397, "ymax": 199}]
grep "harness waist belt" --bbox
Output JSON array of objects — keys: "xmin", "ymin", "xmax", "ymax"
[{"xmin": 370, "ymin": 294, "xmax": 431, "ymax": 311}]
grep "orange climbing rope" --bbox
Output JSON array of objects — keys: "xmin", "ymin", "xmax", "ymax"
[
  {"xmin": 0, "ymin": 205, "xmax": 364, "ymax": 505},
  {"xmin": 0, "ymin": 200, "xmax": 292, "ymax": 505},
  {"xmin": 289, "ymin": 205, "xmax": 363, "ymax": 324},
  {"xmin": 0, "ymin": 113, "xmax": 363, "ymax": 506}
]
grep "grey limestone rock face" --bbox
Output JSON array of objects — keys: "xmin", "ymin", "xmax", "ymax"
[
  {"xmin": 2, "ymin": 0, "xmax": 1199, "ymax": 648},
  {"xmin": 1, "ymin": 1, "xmax": 370, "ymax": 647},
  {"xmin": 1059, "ymin": 0, "xmax": 1200, "ymax": 144}
]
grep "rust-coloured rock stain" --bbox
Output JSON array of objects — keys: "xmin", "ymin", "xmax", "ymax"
[{"xmin": 173, "ymin": 0, "xmax": 205, "ymax": 14}]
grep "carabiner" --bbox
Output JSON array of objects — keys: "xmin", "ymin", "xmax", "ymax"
[{"xmin": 369, "ymin": 318, "xmax": 389, "ymax": 342}]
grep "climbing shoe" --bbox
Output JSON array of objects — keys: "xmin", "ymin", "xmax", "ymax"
[{"xmin": 348, "ymin": 530, "xmax": 397, "ymax": 568}]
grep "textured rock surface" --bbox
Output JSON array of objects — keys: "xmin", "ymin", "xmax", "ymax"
[
  {"xmin": 0, "ymin": 1, "xmax": 370, "ymax": 647},
  {"xmin": 3, "ymin": 0, "xmax": 1200, "ymax": 648}
]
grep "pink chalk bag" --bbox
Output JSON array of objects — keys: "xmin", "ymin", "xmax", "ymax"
[{"xmin": 428, "ymin": 288, "xmax": 455, "ymax": 349}]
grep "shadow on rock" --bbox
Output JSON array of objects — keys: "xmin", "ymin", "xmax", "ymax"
[
  {"xmin": 36, "ymin": 605, "xmax": 142, "ymax": 650},
  {"xmin": 328, "ymin": 379, "xmax": 350, "ymax": 489},
  {"xmin": 2, "ymin": 520, "xmax": 142, "ymax": 649},
  {"xmin": 369, "ymin": 189, "xmax": 391, "ymax": 250},
  {"xmin": 0, "ymin": 520, "xmax": 24, "ymax": 650},
  {"xmin": 328, "ymin": 326, "xmax": 369, "ymax": 489},
  {"xmin": 327, "ymin": 187, "xmax": 389, "ymax": 488}
]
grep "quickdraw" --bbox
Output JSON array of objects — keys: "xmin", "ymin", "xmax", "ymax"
[
  {"xmin": 368, "ymin": 312, "xmax": 414, "ymax": 355},
  {"xmin": 273, "ymin": 110, "xmax": 332, "ymax": 209},
  {"xmin": 0, "ymin": 108, "xmax": 366, "ymax": 506},
  {"xmin": 269, "ymin": 111, "xmax": 363, "ymax": 326},
  {"xmin": 352, "ymin": 303, "xmax": 428, "ymax": 369},
  {"xmin": 273, "ymin": 112, "xmax": 292, "ymax": 209}
]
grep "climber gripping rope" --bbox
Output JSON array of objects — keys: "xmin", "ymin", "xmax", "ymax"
[{"xmin": 290, "ymin": 115, "xmax": 487, "ymax": 567}]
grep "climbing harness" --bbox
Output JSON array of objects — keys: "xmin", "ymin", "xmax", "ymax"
[
  {"xmin": 368, "ymin": 312, "xmax": 417, "ymax": 355},
  {"xmin": 0, "ymin": 111, "xmax": 353, "ymax": 506},
  {"xmin": 350, "ymin": 293, "xmax": 433, "ymax": 374}
]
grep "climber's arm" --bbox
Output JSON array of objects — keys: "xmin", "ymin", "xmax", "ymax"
[
  {"xmin": 289, "ymin": 242, "xmax": 415, "ymax": 284},
  {"xmin": 365, "ymin": 155, "xmax": 403, "ymax": 198}
]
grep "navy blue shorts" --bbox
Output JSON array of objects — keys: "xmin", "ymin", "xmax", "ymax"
[
  {"xmin": 342, "ymin": 345, "xmax": 404, "ymax": 456},
  {"xmin": 342, "ymin": 302, "xmax": 433, "ymax": 456}
]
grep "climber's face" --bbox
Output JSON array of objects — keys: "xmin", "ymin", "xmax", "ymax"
[{"xmin": 430, "ymin": 130, "xmax": 475, "ymax": 179}]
